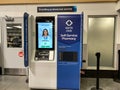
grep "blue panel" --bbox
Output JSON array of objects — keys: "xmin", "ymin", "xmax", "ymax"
[
  {"xmin": 57, "ymin": 14, "xmax": 83, "ymax": 90},
  {"xmin": 57, "ymin": 15, "xmax": 81, "ymax": 45},
  {"xmin": 24, "ymin": 12, "xmax": 29, "ymax": 67},
  {"xmin": 57, "ymin": 63, "xmax": 80, "ymax": 89},
  {"xmin": 80, "ymin": 12, "xmax": 84, "ymax": 68}
]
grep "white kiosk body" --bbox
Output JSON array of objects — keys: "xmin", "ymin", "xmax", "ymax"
[{"xmin": 28, "ymin": 16, "xmax": 57, "ymax": 89}]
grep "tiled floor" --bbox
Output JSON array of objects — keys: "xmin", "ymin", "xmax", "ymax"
[
  {"xmin": 0, "ymin": 75, "xmax": 29, "ymax": 90},
  {"xmin": 81, "ymin": 78, "xmax": 120, "ymax": 90},
  {"xmin": 0, "ymin": 75, "xmax": 120, "ymax": 90}
]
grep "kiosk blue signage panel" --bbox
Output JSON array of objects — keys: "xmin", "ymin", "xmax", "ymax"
[
  {"xmin": 57, "ymin": 14, "xmax": 83, "ymax": 90},
  {"xmin": 24, "ymin": 12, "xmax": 29, "ymax": 67}
]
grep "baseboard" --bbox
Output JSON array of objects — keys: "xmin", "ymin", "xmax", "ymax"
[
  {"xmin": 81, "ymin": 69, "xmax": 118, "ymax": 78},
  {"xmin": 4, "ymin": 68, "xmax": 26, "ymax": 75}
]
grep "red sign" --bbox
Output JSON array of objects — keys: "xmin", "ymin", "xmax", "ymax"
[{"xmin": 18, "ymin": 51, "xmax": 24, "ymax": 57}]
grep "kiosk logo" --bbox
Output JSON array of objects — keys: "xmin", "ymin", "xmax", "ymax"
[{"xmin": 66, "ymin": 20, "xmax": 73, "ymax": 26}]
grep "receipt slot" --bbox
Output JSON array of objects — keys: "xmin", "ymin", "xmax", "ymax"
[
  {"xmin": 57, "ymin": 14, "xmax": 83, "ymax": 90},
  {"xmin": 28, "ymin": 16, "xmax": 56, "ymax": 89}
]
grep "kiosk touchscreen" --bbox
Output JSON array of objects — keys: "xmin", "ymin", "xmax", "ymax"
[{"xmin": 35, "ymin": 17, "xmax": 55, "ymax": 61}]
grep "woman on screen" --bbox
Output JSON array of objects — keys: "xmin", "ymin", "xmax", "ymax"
[
  {"xmin": 42, "ymin": 29, "xmax": 49, "ymax": 38},
  {"xmin": 41, "ymin": 29, "xmax": 52, "ymax": 48}
]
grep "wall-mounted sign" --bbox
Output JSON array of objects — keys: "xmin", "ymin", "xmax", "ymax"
[{"xmin": 37, "ymin": 6, "xmax": 77, "ymax": 12}]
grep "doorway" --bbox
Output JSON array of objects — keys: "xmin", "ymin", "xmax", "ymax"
[{"xmin": 88, "ymin": 16, "xmax": 116, "ymax": 69}]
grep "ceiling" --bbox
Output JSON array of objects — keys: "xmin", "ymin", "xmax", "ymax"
[
  {"xmin": 73, "ymin": 0, "xmax": 118, "ymax": 3},
  {"xmin": 0, "ymin": 0, "xmax": 119, "ymax": 5}
]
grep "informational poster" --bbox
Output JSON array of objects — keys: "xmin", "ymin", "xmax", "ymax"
[{"xmin": 57, "ymin": 14, "xmax": 82, "ymax": 54}]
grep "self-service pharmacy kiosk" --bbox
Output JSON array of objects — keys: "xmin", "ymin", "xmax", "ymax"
[{"xmin": 25, "ymin": 13, "xmax": 83, "ymax": 90}]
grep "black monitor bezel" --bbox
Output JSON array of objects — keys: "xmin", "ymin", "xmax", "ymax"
[{"xmin": 36, "ymin": 16, "xmax": 55, "ymax": 50}]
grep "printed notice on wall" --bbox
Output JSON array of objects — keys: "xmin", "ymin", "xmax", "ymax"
[{"xmin": 37, "ymin": 6, "xmax": 77, "ymax": 12}]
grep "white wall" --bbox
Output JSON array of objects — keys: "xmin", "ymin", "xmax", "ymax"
[
  {"xmin": 116, "ymin": 0, "xmax": 120, "ymax": 44},
  {"xmin": 0, "ymin": 3, "xmax": 118, "ymax": 43},
  {"xmin": 0, "ymin": 2, "xmax": 119, "ymax": 69}
]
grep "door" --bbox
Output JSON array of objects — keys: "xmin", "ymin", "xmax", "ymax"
[{"xmin": 1, "ymin": 17, "xmax": 25, "ymax": 75}]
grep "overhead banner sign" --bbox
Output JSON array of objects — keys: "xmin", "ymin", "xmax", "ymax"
[{"xmin": 37, "ymin": 6, "xmax": 77, "ymax": 12}]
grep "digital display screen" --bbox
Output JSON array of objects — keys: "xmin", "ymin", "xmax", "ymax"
[
  {"xmin": 36, "ymin": 16, "xmax": 54, "ymax": 50},
  {"xmin": 59, "ymin": 52, "xmax": 77, "ymax": 62},
  {"xmin": 38, "ymin": 22, "xmax": 53, "ymax": 49}
]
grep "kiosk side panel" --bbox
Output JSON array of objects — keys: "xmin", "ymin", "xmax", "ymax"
[{"xmin": 57, "ymin": 14, "xmax": 83, "ymax": 90}]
